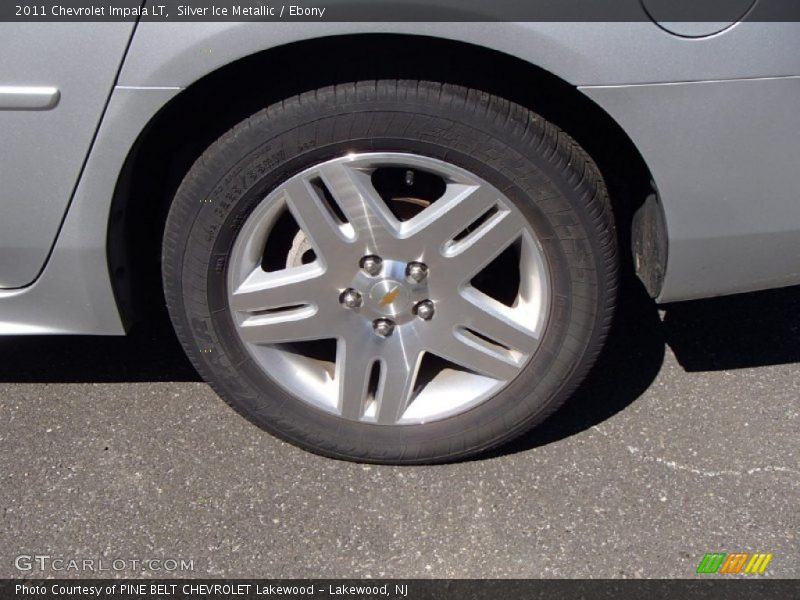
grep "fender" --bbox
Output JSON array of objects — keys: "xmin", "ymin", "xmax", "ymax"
[
  {"xmin": 119, "ymin": 21, "xmax": 800, "ymax": 88},
  {"xmin": 3, "ymin": 20, "xmax": 799, "ymax": 333}
]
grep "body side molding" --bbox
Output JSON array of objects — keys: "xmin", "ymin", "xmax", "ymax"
[{"xmin": 0, "ymin": 86, "xmax": 60, "ymax": 110}]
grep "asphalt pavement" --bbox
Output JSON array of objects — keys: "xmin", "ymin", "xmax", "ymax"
[{"xmin": 1, "ymin": 280, "xmax": 797, "ymax": 578}]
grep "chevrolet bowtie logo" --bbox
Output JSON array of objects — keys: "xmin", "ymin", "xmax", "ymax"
[{"xmin": 379, "ymin": 287, "xmax": 401, "ymax": 307}]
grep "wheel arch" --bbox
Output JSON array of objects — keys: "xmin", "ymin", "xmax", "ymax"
[{"xmin": 108, "ymin": 33, "xmax": 659, "ymax": 326}]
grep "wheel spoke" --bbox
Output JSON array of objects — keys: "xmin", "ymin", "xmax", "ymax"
[
  {"xmin": 458, "ymin": 289, "xmax": 538, "ymax": 353},
  {"xmin": 317, "ymin": 161, "xmax": 400, "ymax": 248},
  {"xmin": 431, "ymin": 328, "xmax": 522, "ymax": 381},
  {"xmin": 443, "ymin": 208, "xmax": 523, "ymax": 280},
  {"xmin": 405, "ymin": 182, "xmax": 500, "ymax": 245},
  {"xmin": 336, "ymin": 339, "xmax": 376, "ymax": 420},
  {"xmin": 283, "ymin": 177, "xmax": 352, "ymax": 264},
  {"xmin": 229, "ymin": 263, "xmax": 327, "ymax": 313},
  {"xmin": 374, "ymin": 347, "xmax": 422, "ymax": 424},
  {"xmin": 237, "ymin": 305, "xmax": 331, "ymax": 345}
]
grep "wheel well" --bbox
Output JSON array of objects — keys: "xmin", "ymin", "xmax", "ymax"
[{"xmin": 108, "ymin": 33, "xmax": 656, "ymax": 325}]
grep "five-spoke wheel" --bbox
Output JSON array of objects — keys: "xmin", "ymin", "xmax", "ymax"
[{"xmin": 227, "ymin": 154, "xmax": 550, "ymax": 424}]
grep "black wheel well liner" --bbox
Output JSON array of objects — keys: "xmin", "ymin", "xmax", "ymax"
[{"xmin": 108, "ymin": 33, "xmax": 656, "ymax": 326}]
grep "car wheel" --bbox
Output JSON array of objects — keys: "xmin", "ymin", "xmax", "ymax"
[{"xmin": 162, "ymin": 80, "xmax": 617, "ymax": 463}]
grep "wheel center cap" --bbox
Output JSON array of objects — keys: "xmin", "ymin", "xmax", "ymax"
[{"xmin": 368, "ymin": 279, "xmax": 409, "ymax": 316}]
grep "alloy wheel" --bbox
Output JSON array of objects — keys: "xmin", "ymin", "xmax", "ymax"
[{"xmin": 227, "ymin": 153, "xmax": 551, "ymax": 425}]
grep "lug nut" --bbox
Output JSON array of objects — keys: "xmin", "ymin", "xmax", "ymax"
[
  {"xmin": 360, "ymin": 255, "xmax": 383, "ymax": 276},
  {"xmin": 373, "ymin": 319, "xmax": 395, "ymax": 337},
  {"xmin": 340, "ymin": 288, "xmax": 362, "ymax": 309},
  {"xmin": 406, "ymin": 261, "xmax": 428, "ymax": 283},
  {"xmin": 413, "ymin": 300, "xmax": 435, "ymax": 321}
]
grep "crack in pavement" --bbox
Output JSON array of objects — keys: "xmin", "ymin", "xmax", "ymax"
[
  {"xmin": 591, "ymin": 425, "xmax": 799, "ymax": 480},
  {"xmin": 625, "ymin": 444, "xmax": 799, "ymax": 479}
]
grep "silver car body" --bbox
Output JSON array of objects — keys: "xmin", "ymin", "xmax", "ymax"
[{"xmin": 1, "ymin": 18, "xmax": 799, "ymax": 334}]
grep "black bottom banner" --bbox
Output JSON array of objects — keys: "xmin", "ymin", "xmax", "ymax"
[{"xmin": 2, "ymin": 579, "xmax": 798, "ymax": 600}]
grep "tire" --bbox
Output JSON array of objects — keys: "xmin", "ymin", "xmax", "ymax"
[{"xmin": 162, "ymin": 80, "xmax": 617, "ymax": 464}]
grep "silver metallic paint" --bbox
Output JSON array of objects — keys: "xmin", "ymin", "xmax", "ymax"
[
  {"xmin": 640, "ymin": 0, "xmax": 758, "ymax": 38},
  {"xmin": 1, "ymin": 21, "xmax": 799, "ymax": 333},
  {"xmin": 582, "ymin": 76, "xmax": 800, "ymax": 302},
  {"xmin": 119, "ymin": 22, "xmax": 800, "ymax": 87},
  {"xmin": 0, "ymin": 23, "xmax": 135, "ymax": 289},
  {"xmin": 0, "ymin": 88, "xmax": 178, "ymax": 334}
]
